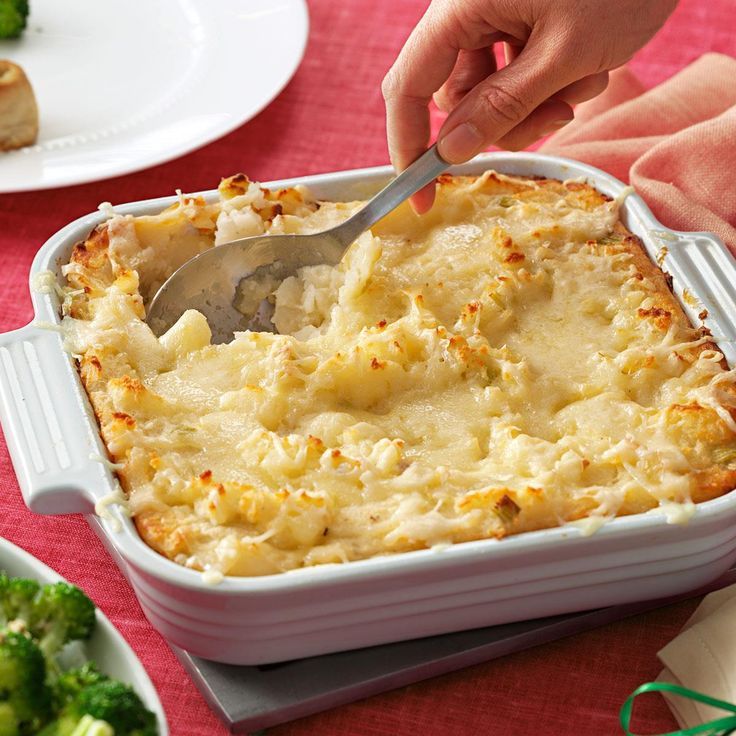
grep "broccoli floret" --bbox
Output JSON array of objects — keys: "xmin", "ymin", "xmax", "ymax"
[
  {"xmin": 69, "ymin": 715, "xmax": 114, "ymax": 736},
  {"xmin": 39, "ymin": 680, "xmax": 157, "ymax": 736},
  {"xmin": 53, "ymin": 664, "xmax": 107, "ymax": 712},
  {"xmin": 0, "ymin": 630, "xmax": 52, "ymax": 734},
  {"xmin": 0, "ymin": 701, "xmax": 19, "ymax": 736},
  {"xmin": 76, "ymin": 681, "xmax": 157, "ymax": 736},
  {"xmin": 38, "ymin": 713, "xmax": 113, "ymax": 736},
  {"xmin": 1, "ymin": 578, "xmax": 155, "ymax": 736},
  {"xmin": 31, "ymin": 583, "xmax": 96, "ymax": 659},
  {"xmin": 0, "ymin": 575, "xmax": 39, "ymax": 629},
  {"xmin": 0, "ymin": 577, "xmax": 97, "ymax": 659},
  {"xmin": 0, "ymin": 0, "xmax": 29, "ymax": 39}
]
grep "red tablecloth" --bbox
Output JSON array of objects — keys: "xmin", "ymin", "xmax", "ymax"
[{"xmin": 1, "ymin": 1, "xmax": 735, "ymax": 734}]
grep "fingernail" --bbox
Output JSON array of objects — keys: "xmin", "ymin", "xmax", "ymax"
[
  {"xmin": 437, "ymin": 123, "xmax": 484, "ymax": 164},
  {"xmin": 543, "ymin": 118, "xmax": 573, "ymax": 135}
]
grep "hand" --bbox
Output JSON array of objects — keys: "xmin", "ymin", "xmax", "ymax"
[{"xmin": 382, "ymin": 0, "xmax": 678, "ymax": 211}]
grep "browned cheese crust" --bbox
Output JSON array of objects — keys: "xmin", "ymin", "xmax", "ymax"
[{"xmin": 63, "ymin": 173, "xmax": 736, "ymax": 573}]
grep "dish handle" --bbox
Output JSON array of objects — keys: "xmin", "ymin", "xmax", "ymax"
[
  {"xmin": 0, "ymin": 324, "xmax": 104, "ymax": 514},
  {"xmin": 653, "ymin": 229, "xmax": 736, "ymax": 366}
]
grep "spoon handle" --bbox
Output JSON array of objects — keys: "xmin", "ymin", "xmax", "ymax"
[{"xmin": 333, "ymin": 145, "xmax": 449, "ymax": 248}]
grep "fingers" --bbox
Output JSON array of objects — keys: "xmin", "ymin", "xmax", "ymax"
[
  {"xmin": 555, "ymin": 71, "xmax": 610, "ymax": 105},
  {"xmin": 491, "ymin": 70, "xmax": 608, "ymax": 151},
  {"xmin": 486, "ymin": 66, "xmax": 607, "ymax": 151},
  {"xmin": 407, "ymin": 183, "xmax": 437, "ymax": 215},
  {"xmin": 495, "ymin": 98, "xmax": 574, "ymax": 150},
  {"xmin": 383, "ymin": 8, "xmax": 603, "ymax": 212},
  {"xmin": 418, "ymin": 77, "xmax": 574, "ymax": 211},
  {"xmin": 437, "ymin": 33, "xmax": 576, "ymax": 164},
  {"xmin": 382, "ymin": 9, "xmax": 460, "ymax": 174},
  {"xmin": 434, "ymin": 49, "xmax": 497, "ymax": 113},
  {"xmin": 503, "ymin": 42, "xmax": 521, "ymax": 66}
]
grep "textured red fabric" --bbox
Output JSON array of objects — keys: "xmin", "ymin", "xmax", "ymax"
[{"xmin": 1, "ymin": 1, "xmax": 735, "ymax": 734}]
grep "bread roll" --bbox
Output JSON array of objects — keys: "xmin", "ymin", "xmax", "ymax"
[{"xmin": 0, "ymin": 59, "xmax": 39, "ymax": 151}]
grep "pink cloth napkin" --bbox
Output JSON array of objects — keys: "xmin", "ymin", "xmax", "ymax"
[{"xmin": 541, "ymin": 53, "xmax": 736, "ymax": 253}]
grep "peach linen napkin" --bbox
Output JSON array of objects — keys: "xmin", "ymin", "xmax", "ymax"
[
  {"xmin": 540, "ymin": 52, "xmax": 736, "ymax": 254},
  {"xmin": 657, "ymin": 584, "xmax": 736, "ymax": 729}
]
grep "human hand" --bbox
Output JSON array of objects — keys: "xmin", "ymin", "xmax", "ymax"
[{"xmin": 382, "ymin": 0, "xmax": 678, "ymax": 211}]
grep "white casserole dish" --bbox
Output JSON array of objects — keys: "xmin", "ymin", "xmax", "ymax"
[{"xmin": 1, "ymin": 153, "xmax": 736, "ymax": 665}]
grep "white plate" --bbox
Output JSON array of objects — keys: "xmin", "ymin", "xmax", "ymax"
[
  {"xmin": 0, "ymin": 0, "xmax": 308, "ymax": 192},
  {"xmin": 0, "ymin": 537, "xmax": 169, "ymax": 734}
]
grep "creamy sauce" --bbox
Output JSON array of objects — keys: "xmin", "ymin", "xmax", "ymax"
[
  {"xmin": 32, "ymin": 320, "xmax": 63, "ymax": 333},
  {"xmin": 568, "ymin": 515, "xmax": 613, "ymax": 536},
  {"xmin": 31, "ymin": 270, "xmax": 61, "ymax": 295},
  {"xmin": 94, "ymin": 488, "xmax": 130, "ymax": 533},
  {"xmin": 89, "ymin": 452, "xmax": 125, "ymax": 471},
  {"xmin": 60, "ymin": 172, "xmax": 736, "ymax": 577},
  {"xmin": 201, "ymin": 568, "xmax": 225, "ymax": 586}
]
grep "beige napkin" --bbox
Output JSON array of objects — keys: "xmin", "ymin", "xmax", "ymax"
[{"xmin": 658, "ymin": 584, "xmax": 736, "ymax": 728}]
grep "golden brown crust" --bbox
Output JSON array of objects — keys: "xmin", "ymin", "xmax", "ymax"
[
  {"xmin": 66, "ymin": 172, "xmax": 736, "ymax": 573},
  {"xmin": 135, "ymin": 509, "xmax": 190, "ymax": 559},
  {"xmin": 598, "ymin": 225, "xmax": 736, "ymax": 502}
]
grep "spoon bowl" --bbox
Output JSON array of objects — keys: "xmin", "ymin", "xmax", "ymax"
[
  {"xmin": 147, "ymin": 146, "xmax": 447, "ymax": 342},
  {"xmin": 147, "ymin": 231, "xmax": 345, "ymax": 343}
]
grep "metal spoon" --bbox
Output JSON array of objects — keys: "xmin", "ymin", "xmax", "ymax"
[{"xmin": 147, "ymin": 145, "xmax": 448, "ymax": 343}]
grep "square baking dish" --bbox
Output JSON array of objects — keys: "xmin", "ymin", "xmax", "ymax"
[{"xmin": 1, "ymin": 152, "xmax": 736, "ymax": 665}]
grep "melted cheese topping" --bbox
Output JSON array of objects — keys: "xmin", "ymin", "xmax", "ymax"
[{"xmin": 61, "ymin": 172, "xmax": 736, "ymax": 577}]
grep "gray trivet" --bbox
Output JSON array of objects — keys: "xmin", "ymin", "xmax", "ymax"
[{"xmin": 172, "ymin": 564, "xmax": 736, "ymax": 733}]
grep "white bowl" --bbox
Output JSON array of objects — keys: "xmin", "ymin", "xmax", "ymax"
[
  {"xmin": 1, "ymin": 153, "xmax": 736, "ymax": 664},
  {"xmin": 0, "ymin": 537, "xmax": 168, "ymax": 734}
]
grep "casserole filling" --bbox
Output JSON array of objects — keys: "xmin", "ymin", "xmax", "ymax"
[{"xmin": 60, "ymin": 172, "xmax": 736, "ymax": 577}]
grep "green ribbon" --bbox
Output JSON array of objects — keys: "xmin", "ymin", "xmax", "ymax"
[{"xmin": 621, "ymin": 683, "xmax": 736, "ymax": 736}]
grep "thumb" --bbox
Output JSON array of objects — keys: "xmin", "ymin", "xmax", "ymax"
[{"xmin": 437, "ymin": 36, "xmax": 573, "ymax": 163}]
